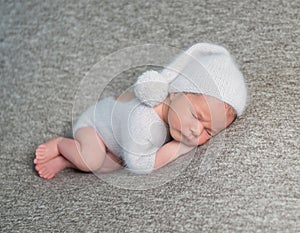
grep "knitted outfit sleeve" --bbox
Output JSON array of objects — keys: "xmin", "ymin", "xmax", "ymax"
[
  {"xmin": 121, "ymin": 105, "xmax": 167, "ymax": 174},
  {"xmin": 123, "ymin": 147, "xmax": 158, "ymax": 174}
]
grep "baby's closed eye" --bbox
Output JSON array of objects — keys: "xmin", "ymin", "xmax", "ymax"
[
  {"xmin": 192, "ymin": 112, "xmax": 198, "ymax": 120},
  {"xmin": 205, "ymin": 128, "xmax": 213, "ymax": 137}
]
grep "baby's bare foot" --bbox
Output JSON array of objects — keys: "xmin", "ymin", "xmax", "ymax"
[
  {"xmin": 34, "ymin": 137, "xmax": 63, "ymax": 164},
  {"xmin": 35, "ymin": 156, "xmax": 71, "ymax": 179}
]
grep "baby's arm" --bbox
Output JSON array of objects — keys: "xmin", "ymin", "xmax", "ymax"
[{"xmin": 154, "ymin": 140, "xmax": 195, "ymax": 170}]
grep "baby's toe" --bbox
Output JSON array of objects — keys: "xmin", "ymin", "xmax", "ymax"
[
  {"xmin": 36, "ymin": 146, "xmax": 45, "ymax": 152},
  {"xmin": 38, "ymin": 166, "xmax": 46, "ymax": 175},
  {"xmin": 35, "ymin": 164, "xmax": 40, "ymax": 171},
  {"xmin": 46, "ymin": 173, "xmax": 55, "ymax": 179},
  {"xmin": 36, "ymin": 144, "xmax": 46, "ymax": 151}
]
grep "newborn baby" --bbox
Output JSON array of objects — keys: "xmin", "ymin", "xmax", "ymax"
[{"xmin": 34, "ymin": 43, "xmax": 248, "ymax": 179}]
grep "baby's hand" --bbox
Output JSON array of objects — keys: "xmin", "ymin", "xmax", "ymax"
[
  {"xmin": 154, "ymin": 140, "xmax": 195, "ymax": 169},
  {"xmin": 176, "ymin": 141, "xmax": 195, "ymax": 155}
]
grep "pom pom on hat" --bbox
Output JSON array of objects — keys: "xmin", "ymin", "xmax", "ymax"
[{"xmin": 134, "ymin": 70, "xmax": 169, "ymax": 107}]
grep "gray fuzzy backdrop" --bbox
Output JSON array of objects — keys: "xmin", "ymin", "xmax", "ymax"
[{"xmin": 1, "ymin": 0, "xmax": 299, "ymax": 232}]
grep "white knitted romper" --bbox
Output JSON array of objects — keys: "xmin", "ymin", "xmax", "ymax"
[{"xmin": 73, "ymin": 97, "xmax": 170, "ymax": 174}]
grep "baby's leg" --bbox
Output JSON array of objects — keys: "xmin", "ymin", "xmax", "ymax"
[
  {"xmin": 35, "ymin": 126, "xmax": 123, "ymax": 178},
  {"xmin": 35, "ymin": 150, "xmax": 122, "ymax": 179},
  {"xmin": 96, "ymin": 151, "xmax": 123, "ymax": 173},
  {"xmin": 34, "ymin": 137, "xmax": 62, "ymax": 164},
  {"xmin": 57, "ymin": 127, "xmax": 108, "ymax": 172},
  {"xmin": 35, "ymin": 156, "xmax": 75, "ymax": 179}
]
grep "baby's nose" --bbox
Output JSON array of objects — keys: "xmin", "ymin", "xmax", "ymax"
[{"xmin": 191, "ymin": 128, "xmax": 200, "ymax": 137}]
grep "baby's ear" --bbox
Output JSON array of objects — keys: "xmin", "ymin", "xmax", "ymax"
[
  {"xmin": 225, "ymin": 104, "xmax": 237, "ymax": 123},
  {"xmin": 224, "ymin": 103, "xmax": 233, "ymax": 111}
]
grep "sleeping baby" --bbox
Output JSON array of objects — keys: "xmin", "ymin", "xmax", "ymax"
[{"xmin": 34, "ymin": 43, "xmax": 248, "ymax": 179}]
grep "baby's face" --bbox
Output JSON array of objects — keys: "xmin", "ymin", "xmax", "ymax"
[{"xmin": 167, "ymin": 93, "xmax": 236, "ymax": 146}]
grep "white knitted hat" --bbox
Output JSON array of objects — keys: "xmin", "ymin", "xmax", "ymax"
[{"xmin": 134, "ymin": 43, "xmax": 248, "ymax": 116}]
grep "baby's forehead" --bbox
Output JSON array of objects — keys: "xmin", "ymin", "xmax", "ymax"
[
  {"xmin": 190, "ymin": 93, "xmax": 234, "ymax": 115},
  {"xmin": 190, "ymin": 93, "xmax": 225, "ymax": 106}
]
